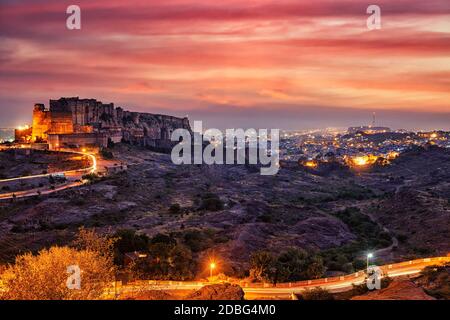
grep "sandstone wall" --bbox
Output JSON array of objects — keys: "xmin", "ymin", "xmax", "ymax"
[{"xmin": 32, "ymin": 97, "xmax": 191, "ymax": 149}]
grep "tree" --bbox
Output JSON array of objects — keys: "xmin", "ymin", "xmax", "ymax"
[
  {"xmin": 0, "ymin": 246, "xmax": 114, "ymax": 300},
  {"xmin": 112, "ymin": 229, "xmax": 150, "ymax": 265},
  {"xmin": 302, "ymin": 254, "xmax": 326, "ymax": 280},
  {"xmin": 166, "ymin": 245, "xmax": 195, "ymax": 280},
  {"xmin": 276, "ymin": 248, "xmax": 309, "ymax": 282},
  {"xmin": 169, "ymin": 203, "xmax": 181, "ymax": 214},
  {"xmin": 249, "ymin": 251, "xmax": 276, "ymax": 282},
  {"xmin": 249, "ymin": 248, "xmax": 325, "ymax": 284},
  {"xmin": 72, "ymin": 227, "xmax": 117, "ymax": 264}
]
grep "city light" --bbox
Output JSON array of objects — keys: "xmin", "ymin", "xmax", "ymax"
[
  {"xmin": 304, "ymin": 160, "xmax": 318, "ymax": 168},
  {"xmin": 354, "ymin": 156, "xmax": 368, "ymax": 166},
  {"xmin": 209, "ymin": 261, "xmax": 216, "ymax": 279},
  {"xmin": 387, "ymin": 151, "xmax": 400, "ymax": 160},
  {"xmin": 367, "ymin": 253, "xmax": 373, "ymax": 270},
  {"xmin": 16, "ymin": 125, "xmax": 30, "ymax": 131}
]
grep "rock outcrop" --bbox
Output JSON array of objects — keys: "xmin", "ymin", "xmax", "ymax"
[
  {"xmin": 351, "ymin": 279, "xmax": 435, "ymax": 300},
  {"xmin": 186, "ymin": 284, "xmax": 245, "ymax": 300}
]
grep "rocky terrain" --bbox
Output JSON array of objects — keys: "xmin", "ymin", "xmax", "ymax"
[
  {"xmin": 0, "ymin": 149, "xmax": 88, "ymax": 179},
  {"xmin": 351, "ymin": 279, "xmax": 435, "ymax": 300},
  {"xmin": 120, "ymin": 283, "xmax": 244, "ymax": 300},
  {"xmin": 0, "ymin": 144, "xmax": 449, "ymax": 278}
]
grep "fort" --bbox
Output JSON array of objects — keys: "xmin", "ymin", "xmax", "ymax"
[{"xmin": 17, "ymin": 97, "xmax": 191, "ymax": 150}]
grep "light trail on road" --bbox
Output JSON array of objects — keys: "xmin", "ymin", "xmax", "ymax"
[
  {"xmin": 0, "ymin": 149, "xmax": 96, "ymax": 183},
  {"xmin": 110, "ymin": 256, "xmax": 450, "ymax": 299},
  {"xmin": 0, "ymin": 147, "xmax": 98, "ymax": 200}
]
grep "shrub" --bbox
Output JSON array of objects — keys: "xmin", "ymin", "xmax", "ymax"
[
  {"xmin": 100, "ymin": 149, "xmax": 114, "ymax": 160},
  {"xmin": 169, "ymin": 203, "xmax": 181, "ymax": 214},
  {"xmin": 82, "ymin": 173, "xmax": 100, "ymax": 182},
  {"xmin": 112, "ymin": 229, "xmax": 150, "ymax": 265},
  {"xmin": 300, "ymin": 287, "xmax": 334, "ymax": 300},
  {"xmin": 0, "ymin": 246, "xmax": 114, "ymax": 300},
  {"xmin": 183, "ymin": 230, "xmax": 211, "ymax": 252},
  {"xmin": 249, "ymin": 248, "xmax": 325, "ymax": 284},
  {"xmin": 199, "ymin": 193, "xmax": 224, "ymax": 211}
]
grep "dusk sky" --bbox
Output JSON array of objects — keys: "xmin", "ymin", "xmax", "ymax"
[{"xmin": 0, "ymin": 0, "xmax": 449, "ymax": 130}]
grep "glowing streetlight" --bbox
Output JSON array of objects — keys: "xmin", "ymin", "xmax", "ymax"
[
  {"xmin": 367, "ymin": 253, "xmax": 373, "ymax": 270},
  {"xmin": 209, "ymin": 262, "xmax": 216, "ymax": 278}
]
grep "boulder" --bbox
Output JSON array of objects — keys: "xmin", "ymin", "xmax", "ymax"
[{"xmin": 185, "ymin": 283, "xmax": 245, "ymax": 300}]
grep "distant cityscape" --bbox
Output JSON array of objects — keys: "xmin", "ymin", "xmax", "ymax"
[
  {"xmin": 280, "ymin": 125, "xmax": 450, "ymax": 168},
  {"xmin": 0, "ymin": 128, "xmax": 14, "ymax": 143}
]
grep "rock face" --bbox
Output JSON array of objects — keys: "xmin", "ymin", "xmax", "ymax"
[
  {"xmin": 186, "ymin": 284, "xmax": 245, "ymax": 300},
  {"xmin": 351, "ymin": 280, "xmax": 435, "ymax": 300}
]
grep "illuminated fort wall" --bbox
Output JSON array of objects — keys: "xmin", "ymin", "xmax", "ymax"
[{"xmin": 30, "ymin": 97, "xmax": 191, "ymax": 149}]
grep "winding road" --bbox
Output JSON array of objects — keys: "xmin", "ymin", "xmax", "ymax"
[
  {"xmin": 109, "ymin": 256, "xmax": 449, "ymax": 299},
  {"xmin": 0, "ymin": 147, "xmax": 118, "ymax": 200}
]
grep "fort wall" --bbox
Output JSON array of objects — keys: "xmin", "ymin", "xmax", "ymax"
[{"xmin": 30, "ymin": 97, "xmax": 191, "ymax": 150}]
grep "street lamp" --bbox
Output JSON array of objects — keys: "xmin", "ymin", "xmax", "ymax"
[
  {"xmin": 210, "ymin": 262, "xmax": 216, "ymax": 279},
  {"xmin": 367, "ymin": 253, "xmax": 373, "ymax": 270}
]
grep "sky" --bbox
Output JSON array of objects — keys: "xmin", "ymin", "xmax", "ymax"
[{"xmin": 0, "ymin": 0, "xmax": 449, "ymax": 130}]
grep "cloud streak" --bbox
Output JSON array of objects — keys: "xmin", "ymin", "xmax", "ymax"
[{"xmin": 0, "ymin": 0, "xmax": 449, "ymax": 129}]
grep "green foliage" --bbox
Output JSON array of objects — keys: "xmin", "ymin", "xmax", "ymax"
[
  {"xmin": 113, "ymin": 229, "xmax": 150, "ymax": 265},
  {"xmin": 249, "ymin": 248, "xmax": 325, "ymax": 284},
  {"xmin": 182, "ymin": 229, "xmax": 212, "ymax": 253},
  {"xmin": 249, "ymin": 251, "xmax": 277, "ymax": 282},
  {"xmin": 169, "ymin": 203, "xmax": 181, "ymax": 214},
  {"xmin": 132, "ymin": 242, "xmax": 196, "ymax": 281},
  {"xmin": 199, "ymin": 193, "xmax": 224, "ymax": 211},
  {"xmin": 82, "ymin": 173, "xmax": 101, "ymax": 182},
  {"xmin": 335, "ymin": 185, "xmax": 374, "ymax": 201},
  {"xmin": 100, "ymin": 149, "xmax": 114, "ymax": 160},
  {"xmin": 150, "ymin": 233, "xmax": 177, "ymax": 246},
  {"xmin": 321, "ymin": 207, "xmax": 393, "ymax": 272},
  {"xmin": 396, "ymin": 233, "xmax": 408, "ymax": 243}
]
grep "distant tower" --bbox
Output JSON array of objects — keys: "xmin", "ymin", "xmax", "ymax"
[{"xmin": 371, "ymin": 112, "xmax": 376, "ymax": 128}]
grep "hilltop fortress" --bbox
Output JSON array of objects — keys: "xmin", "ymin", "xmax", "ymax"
[{"xmin": 26, "ymin": 97, "xmax": 191, "ymax": 150}]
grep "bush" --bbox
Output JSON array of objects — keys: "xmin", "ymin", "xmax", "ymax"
[
  {"xmin": 249, "ymin": 251, "xmax": 277, "ymax": 282},
  {"xmin": 132, "ymin": 244, "xmax": 196, "ymax": 281},
  {"xmin": 183, "ymin": 230, "xmax": 211, "ymax": 252},
  {"xmin": 169, "ymin": 203, "xmax": 181, "ymax": 214},
  {"xmin": 113, "ymin": 229, "xmax": 150, "ymax": 265},
  {"xmin": 100, "ymin": 149, "xmax": 114, "ymax": 160},
  {"xmin": 320, "ymin": 207, "xmax": 393, "ymax": 272},
  {"xmin": 249, "ymin": 248, "xmax": 325, "ymax": 284},
  {"xmin": 300, "ymin": 287, "xmax": 334, "ymax": 300},
  {"xmin": 82, "ymin": 173, "xmax": 101, "ymax": 182},
  {"xmin": 0, "ymin": 246, "xmax": 114, "ymax": 300},
  {"xmin": 199, "ymin": 193, "xmax": 224, "ymax": 211}
]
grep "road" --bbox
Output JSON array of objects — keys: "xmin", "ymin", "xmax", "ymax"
[
  {"xmin": 111, "ymin": 256, "xmax": 450, "ymax": 299},
  {"xmin": 0, "ymin": 147, "xmax": 119, "ymax": 200}
]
